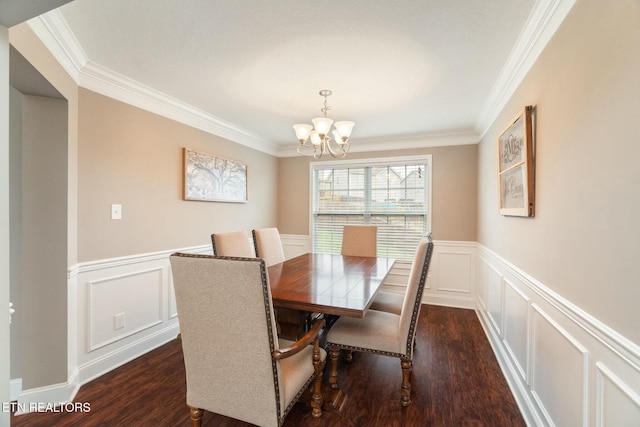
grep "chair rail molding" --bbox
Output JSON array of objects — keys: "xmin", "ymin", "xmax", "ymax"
[
  {"xmin": 13, "ymin": 244, "xmax": 211, "ymax": 411},
  {"xmin": 476, "ymin": 244, "xmax": 640, "ymax": 427},
  {"xmin": 15, "ymin": 237, "xmax": 640, "ymax": 425}
]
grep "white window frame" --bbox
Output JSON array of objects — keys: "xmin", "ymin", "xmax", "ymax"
[{"xmin": 309, "ymin": 154, "xmax": 432, "ymax": 259}]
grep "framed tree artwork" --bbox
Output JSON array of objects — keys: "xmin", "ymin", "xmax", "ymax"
[
  {"xmin": 497, "ymin": 106, "xmax": 535, "ymax": 217},
  {"xmin": 183, "ymin": 148, "xmax": 248, "ymax": 202}
]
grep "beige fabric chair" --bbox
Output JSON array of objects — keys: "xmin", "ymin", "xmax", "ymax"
[
  {"xmin": 170, "ymin": 253, "xmax": 326, "ymax": 427},
  {"xmin": 326, "ymin": 235, "xmax": 434, "ymax": 406},
  {"xmin": 341, "ymin": 225, "xmax": 377, "ymax": 257},
  {"xmin": 211, "ymin": 230, "xmax": 253, "ymax": 257},
  {"xmin": 370, "ymin": 233, "xmax": 433, "ymax": 315},
  {"xmin": 252, "ymin": 227, "xmax": 286, "ymax": 267}
]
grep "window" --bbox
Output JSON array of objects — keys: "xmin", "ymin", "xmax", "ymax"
[{"xmin": 311, "ymin": 155, "xmax": 431, "ymax": 260}]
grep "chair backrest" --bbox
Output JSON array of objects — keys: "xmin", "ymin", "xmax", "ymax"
[
  {"xmin": 170, "ymin": 253, "xmax": 284, "ymax": 427},
  {"xmin": 211, "ymin": 230, "xmax": 254, "ymax": 257},
  {"xmin": 398, "ymin": 234, "xmax": 434, "ymax": 357},
  {"xmin": 252, "ymin": 228, "xmax": 286, "ymax": 267},
  {"xmin": 341, "ymin": 225, "xmax": 377, "ymax": 257}
]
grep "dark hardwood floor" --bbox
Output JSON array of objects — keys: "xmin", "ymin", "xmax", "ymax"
[{"xmin": 10, "ymin": 305, "xmax": 525, "ymax": 427}]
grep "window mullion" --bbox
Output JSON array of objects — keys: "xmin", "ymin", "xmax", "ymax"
[{"xmin": 364, "ymin": 166, "xmax": 371, "ymax": 224}]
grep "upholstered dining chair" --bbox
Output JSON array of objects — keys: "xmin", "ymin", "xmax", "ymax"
[
  {"xmin": 211, "ymin": 230, "xmax": 253, "ymax": 257},
  {"xmin": 341, "ymin": 225, "xmax": 377, "ymax": 257},
  {"xmin": 326, "ymin": 235, "xmax": 434, "ymax": 406},
  {"xmin": 252, "ymin": 227, "xmax": 286, "ymax": 267},
  {"xmin": 370, "ymin": 232, "xmax": 434, "ymax": 316},
  {"xmin": 170, "ymin": 253, "xmax": 326, "ymax": 427}
]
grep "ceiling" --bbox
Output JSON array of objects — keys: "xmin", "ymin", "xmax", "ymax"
[{"xmin": 23, "ymin": 0, "xmax": 560, "ymax": 156}]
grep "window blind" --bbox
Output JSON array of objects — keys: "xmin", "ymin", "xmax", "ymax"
[{"xmin": 311, "ymin": 157, "xmax": 430, "ymax": 260}]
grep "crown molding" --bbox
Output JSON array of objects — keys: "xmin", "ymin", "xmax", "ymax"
[
  {"xmin": 474, "ymin": 0, "xmax": 577, "ymax": 138},
  {"xmin": 28, "ymin": 10, "xmax": 279, "ymax": 157},
  {"xmin": 27, "ymin": 9, "xmax": 87, "ymax": 83},
  {"xmin": 276, "ymin": 130, "xmax": 479, "ymax": 157},
  {"xmin": 78, "ymin": 61, "xmax": 279, "ymax": 156},
  {"xmin": 30, "ymin": 2, "xmax": 575, "ymax": 157}
]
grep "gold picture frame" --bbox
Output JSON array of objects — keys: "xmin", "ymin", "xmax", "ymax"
[
  {"xmin": 498, "ymin": 106, "xmax": 535, "ymax": 217},
  {"xmin": 183, "ymin": 148, "xmax": 248, "ymax": 202}
]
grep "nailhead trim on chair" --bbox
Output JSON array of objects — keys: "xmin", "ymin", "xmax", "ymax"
[
  {"xmin": 210, "ymin": 234, "xmax": 218, "ymax": 255},
  {"xmin": 257, "ymin": 257, "xmax": 284, "ymax": 425},
  {"xmin": 404, "ymin": 241, "xmax": 433, "ymax": 357},
  {"xmin": 325, "ymin": 240, "xmax": 433, "ymax": 360},
  {"xmin": 171, "ymin": 253, "xmax": 288, "ymax": 426},
  {"xmin": 326, "ymin": 343, "xmax": 410, "ymax": 361}
]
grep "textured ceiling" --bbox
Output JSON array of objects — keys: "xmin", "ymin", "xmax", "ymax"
[{"xmin": 53, "ymin": 0, "xmax": 536, "ymax": 151}]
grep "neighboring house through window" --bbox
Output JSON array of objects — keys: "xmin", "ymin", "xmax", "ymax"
[{"xmin": 311, "ymin": 155, "xmax": 432, "ymax": 261}]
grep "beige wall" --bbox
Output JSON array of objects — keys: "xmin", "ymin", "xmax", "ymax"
[
  {"xmin": 10, "ymin": 22, "xmax": 79, "ymax": 265},
  {"xmin": 77, "ymin": 88, "xmax": 279, "ymax": 262},
  {"xmin": 278, "ymin": 145, "xmax": 478, "ymax": 241},
  {"xmin": 10, "ymin": 23, "xmax": 74, "ymax": 390},
  {"xmin": 20, "ymin": 95, "xmax": 68, "ymax": 388},
  {"xmin": 478, "ymin": 0, "xmax": 640, "ymax": 345},
  {"xmin": 9, "ymin": 88, "xmax": 68, "ymax": 389}
]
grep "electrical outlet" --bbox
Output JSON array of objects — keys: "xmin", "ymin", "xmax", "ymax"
[{"xmin": 113, "ymin": 312, "xmax": 125, "ymax": 330}]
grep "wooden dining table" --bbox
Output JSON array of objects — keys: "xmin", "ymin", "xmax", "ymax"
[
  {"xmin": 267, "ymin": 252, "xmax": 396, "ymax": 338},
  {"xmin": 267, "ymin": 252, "xmax": 395, "ymax": 411}
]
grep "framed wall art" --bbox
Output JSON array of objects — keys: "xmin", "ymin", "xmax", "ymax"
[
  {"xmin": 183, "ymin": 148, "xmax": 247, "ymax": 202},
  {"xmin": 497, "ymin": 106, "xmax": 535, "ymax": 217}
]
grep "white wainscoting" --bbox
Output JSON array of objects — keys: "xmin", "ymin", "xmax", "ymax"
[
  {"xmin": 477, "ymin": 244, "xmax": 640, "ymax": 427},
  {"xmin": 14, "ymin": 244, "xmax": 211, "ymax": 410},
  {"xmin": 17, "ymin": 237, "xmax": 640, "ymax": 426},
  {"xmin": 73, "ymin": 244, "xmax": 212, "ymax": 386}
]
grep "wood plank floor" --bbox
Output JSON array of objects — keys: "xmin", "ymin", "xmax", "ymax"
[{"xmin": 10, "ymin": 305, "xmax": 525, "ymax": 427}]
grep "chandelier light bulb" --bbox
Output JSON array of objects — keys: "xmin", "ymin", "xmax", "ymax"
[{"xmin": 293, "ymin": 124, "xmax": 313, "ymax": 144}]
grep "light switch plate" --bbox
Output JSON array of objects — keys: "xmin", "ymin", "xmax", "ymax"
[{"xmin": 111, "ymin": 204, "xmax": 122, "ymax": 220}]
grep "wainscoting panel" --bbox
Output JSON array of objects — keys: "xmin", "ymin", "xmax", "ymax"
[
  {"xmin": 87, "ymin": 267, "xmax": 163, "ymax": 351},
  {"xmin": 71, "ymin": 245, "xmax": 210, "ymax": 394},
  {"xmin": 503, "ymin": 279, "xmax": 530, "ymax": 384},
  {"xmin": 20, "ymin": 237, "xmax": 639, "ymax": 426},
  {"xmin": 435, "ymin": 250, "xmax": 472, "ymax": 293},
  {"xmin": 280, "ymin": 234, "xmax": 311, "ymax": 260},
  {"xmin": 168, "ymin": 272, "xmax": 178, "ymax": 320},
  {"xmin": 531, "ymin": 304, "xmax": 588, "ymax": 427},
  {"xmin": 425, "ymin": 241, "xmax": 476, "ymax": 308},
  {"xmin": 477, "ymin": 244, "xmax": 640, "ymax": 427},
  {"xmin": 478, "ymin": 257, "xmax": 504, "ymax": 336},
  {"xmin": 595, "ymin": 362, "xmax": 640, "ymax": 426}
]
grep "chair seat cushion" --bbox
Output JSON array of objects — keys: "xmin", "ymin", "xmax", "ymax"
[
  {"xmin": 369, "ymin": 291, "xmax": 404, "ymax": 315},
  {"xmin": 278, "ymin": 339, "xmax": 327, "ymax": 410},
  {"xmin": 326, "ymin": 310, "xmax": 403, "ymax": 355}
]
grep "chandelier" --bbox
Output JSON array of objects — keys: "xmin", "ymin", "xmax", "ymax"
[{"xmin": 293, "ymin": 90, "xmax": 355, "ymax": 159}]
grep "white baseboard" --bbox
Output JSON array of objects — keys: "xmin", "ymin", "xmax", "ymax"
[
  {"xmin": 77, "ymin": 323, "xmax": 179, "ymax": 386},
  {"xmin": 19, "ymin": 244, "xmax": 208, "ymax": 409},
  {"xmin": 14, "ymin": 368, "xmax": 79, "ymax": 415},
  {"xmin": 17, "ymin": 238, "xmax": 638, "ymax": 426},
  {"xmin": 476, "ymin": 244, "xmax": 640, "ymax": 427}
]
